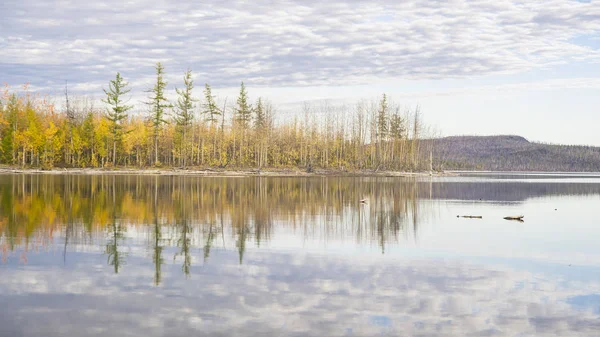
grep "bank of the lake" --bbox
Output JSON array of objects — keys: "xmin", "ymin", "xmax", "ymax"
[{"xmin": 0, "ymin": 166, "xmax": 446, "ymax": 177}]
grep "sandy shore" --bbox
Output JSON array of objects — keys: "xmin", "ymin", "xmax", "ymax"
[{"xmin": 0, "ymin": 167, "xmax": 445, "ymax": 177}]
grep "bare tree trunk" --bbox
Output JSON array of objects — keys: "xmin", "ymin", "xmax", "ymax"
[{"xmin": 154, "ymin": 132, "xmax": 159, "ymax": 166}]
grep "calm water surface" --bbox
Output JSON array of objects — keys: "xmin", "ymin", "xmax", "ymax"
[{"xmin": 1, "ymin": 173, "xmax": 600, "ymax": 336}]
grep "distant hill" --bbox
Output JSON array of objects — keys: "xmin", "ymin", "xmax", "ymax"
[{"xmin": 430, "ymin": 135, "xmax": 600, "ymax": 172}]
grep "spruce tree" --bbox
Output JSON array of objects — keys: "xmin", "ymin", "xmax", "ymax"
[
  {"xmin": 235, "ymin": 82, "xmax": 252, "ymax": 129},
  {"xmin": 146, "ymin": 62, "xmax": 171, "ymax": 165},
  {"xmin": 254, "ymin": 97, "xmax": 266, "ymax": 130},
  {"xmin": 174, "ymin": 69, "xmax": 197, "ymax": 167},
  {"xmin": 203, "ymin": 83, "xmax": 221, "ymax": 124},
  {"xmin": 377, "ymin": 94, "xmax": 389, "ymax": 139},
  {"xmin": 376, "ymin": 94, "xmax": 390, "ymax": 168},
  {"xmin": 1, "ymin": 94, "xmax": 18, "ymax": 163},
  {"xmin": 389, "ymin": 112, "xmax": 405, "ymax": 140},
  {"xmin": 102, "ymin": 72, "xmax": 133, "ymax": 166}
]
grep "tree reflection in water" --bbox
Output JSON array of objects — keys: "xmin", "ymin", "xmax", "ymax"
[{"xmin": 4, "ymin": 174, "xmax": 598, "ymax": 278}]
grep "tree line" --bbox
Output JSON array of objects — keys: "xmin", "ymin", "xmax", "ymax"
[{"xmin": 0, "ymin": 63, "xmax": 432, "ymax": 171}]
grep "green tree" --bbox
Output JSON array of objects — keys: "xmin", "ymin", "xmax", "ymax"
[
  {"xmin": 203, "ymin": 83, "xmax": 221, "ymax": 125},
  {"xmin": 174, "ymin": 69, "xmax": 197, "ymax": 167},
  {"xmin": 235, "ymin": 82, "xmax": 252, "ymax": 129},
  {"xmin": 254, "ymin": 97, "xmax": 266, "ymax": 131},
  {"xmin": 377, "ymin": 94, "xmax": 389, "ymax": 140},
  {"xmin": 146, "ymin": 62, "xmax": 171, "ymax": 166},
  {"xmin": 254, "ymin": 97, "xmax": 269, "ymax": 168},
  {"xmin": 1, "ymin": 94, "xmax": 19, "ymax": 163},
  {"xmin": 376, "ymin": 94, "xmax": 389, "ymax": 168},
  {"xmin": 234, "ymin": 82, "xmax": 253, "ymax": 165},
  {"xmin": 81, "ymin": 111, "xmax": 96, "ymax": 166},
  {"xmin": 389, "ymin": 112, "xmax": 405, "ymax": 140},
  {"xmin": 102, "ymin": 72, "xmax": 133, "ymax": 166}
]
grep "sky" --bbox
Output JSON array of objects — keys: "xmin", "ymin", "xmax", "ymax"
[{"xmin": 1, "ymin": 0, "xmax": 600, "ymax": 145}]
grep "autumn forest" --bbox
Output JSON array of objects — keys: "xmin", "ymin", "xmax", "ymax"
[{"xmin": 0, "ymin": 62, "xmax": 432, "ymax": 171}]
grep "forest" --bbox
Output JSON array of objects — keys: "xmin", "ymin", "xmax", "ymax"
[
  {"xmin": 432, "ymin": 135, "xmax": 600, "ymax": 172},
  {"xmin": 0, "ymin": 63, "xmax": 432, "ymax": 171}
]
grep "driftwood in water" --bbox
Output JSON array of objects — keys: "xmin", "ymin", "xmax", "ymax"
[
  {"xmin": 504, "ymin": 215, "xmax": 524, "ymax": 221},
  {"xmin": 457, "ymin": 215, "xmax": 483, "ymax": 219}
]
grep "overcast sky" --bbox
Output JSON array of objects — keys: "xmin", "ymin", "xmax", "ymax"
[{"xmin": 1, "ymin": 0, "xmax": 600, "ymax": 145}]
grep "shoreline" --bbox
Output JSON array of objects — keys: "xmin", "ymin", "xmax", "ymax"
[{"xmin": 0, "ymin": 167, "xmax": 446, "ymax": 177}]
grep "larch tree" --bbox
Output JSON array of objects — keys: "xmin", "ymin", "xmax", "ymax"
[
  {"xmin": 146, "ymin": 62, "xmax": 171, "ymax": 166},
  {"xmin": 102, "ymin": 72, "xmax": 133, "ymax": 166},
  {"xmin": 174, "ymin": 69, "xmax": 197, "ymax": 167}
]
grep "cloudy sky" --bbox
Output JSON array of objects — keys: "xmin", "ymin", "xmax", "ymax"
[{"xmin": 2, "ymin": 0, "xmax": 600, "ymax": 144}]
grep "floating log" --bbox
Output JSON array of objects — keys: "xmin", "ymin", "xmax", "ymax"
[
  {"xmin": 457, "ymin": 215, "xmax": 483, "ymax": 219},
  {"xmin": 504, "ymin": 215, "xmax": 524, "ymax": 221}
]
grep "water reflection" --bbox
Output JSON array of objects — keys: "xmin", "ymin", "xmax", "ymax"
[
  {"xmin": 0, "ymin": 175, "xmax": 429, "ymax": 270},
  {"xmin": 2, "ymin": 174, "xmax": 600, "ymax": 336},
  {"xmin": 2, "ymin": 174, "xmax": 600, "ymax": 269},
  {"xmin": 431, "ymin": 179, "xmax": 600, "ymax": 201},
  {"xmin": 1, "ymin": 250, "xmax": 599, "ymax": 337}
]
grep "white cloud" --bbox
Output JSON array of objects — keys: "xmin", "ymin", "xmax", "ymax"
[{"xmin": 1, "ymin": 0, "xmax": 600, "ymax": 93}]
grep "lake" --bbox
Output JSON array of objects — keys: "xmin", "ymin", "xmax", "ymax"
[{"xmin": 1, "ymin": 173, "xmax": 600, "ymax": 336}]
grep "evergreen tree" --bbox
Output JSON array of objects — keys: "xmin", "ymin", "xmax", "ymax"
[
  {"xmin": 376, "ymin": 94, "xmax": 389, "ymax": 168},
  {"xmin": 102, "ymin": 72, "xmax": 133, "ymax": 166},
  {"xmin": 254, "ymin": 97, "xmax": 266, "ymax": 130},
  {"xmin": 146, "ymin": 62, "xmax": 171, "ymax": 166},
  {"xmin": 377, "ymin": 94, "xmax": 389, "ymax": 139},
  {"xmin": 1, "ymin": 94, "xmax": 18, "ymax": 163},
  {"xmin": 82, "ymin": 111, "xmax": 96, "ymax": 165},
  {"xmin": 64, "ymin": 81, "xmax": 76, "ymax": 166},
  {"xmin": 203, "ymin": 83, "xmax": 221, "ymax": 124},
  {"xmin": 174, "ymin": 69, "xmax": 197, "ymax": 167},
  {"xmin": 235, "ymin": 82, "xmax": 252, "ymax": 129},
  {"xmin": 389, "ymin": 112, "xmax": 405, "ymax": 140}
]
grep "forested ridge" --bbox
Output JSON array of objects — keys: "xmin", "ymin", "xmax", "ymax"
[
  {"xmin": 0, "ymin": 63, "xmax": 432, "ymax": 171},
  {"xmin": 433, "ymin": 135, "xmax": 600, "ymax": 172}
]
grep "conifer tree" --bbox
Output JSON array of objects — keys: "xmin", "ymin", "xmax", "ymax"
[
  {"xmin": 234, "ymin": 82, "xmax": 253, "ymax": 164},
  {"xmin": 203, "ymin": 83, "xmax": 221, "ymax": 125},
  {"xmin": 174, "ymin": 69, "xmax": 197, "ymax": 167},
  {"xmin": 82, "ymin": 111, "xmax": 96, "ymax": 165},
  {"xmin": 376, "ymin": 94, "xmax": 389, "ymax": 167},
  {"xmin": 102, "ymin": 72, "xmax": 133, "ymax": 166},
  {"xmin": 146, "ymin": 62, "xmax": 171, "ymax": 165},
  {"xmin": 389, "ymin": 112, "xmax": 405, "ymax": 140},
  {"xmin": 1, "ymin": 94, "xmax": 18, "ymax": 163},
  {"xmin": 254, "ymin": 97, "xmax": 266, "ymax": 131},
  {"xmin": 377, "ymin": 94, "xmax": 389, "ymax": 140},
  {"xmin": 235, "ymin": 82, "xmax": 252, "ymax": 129}
]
